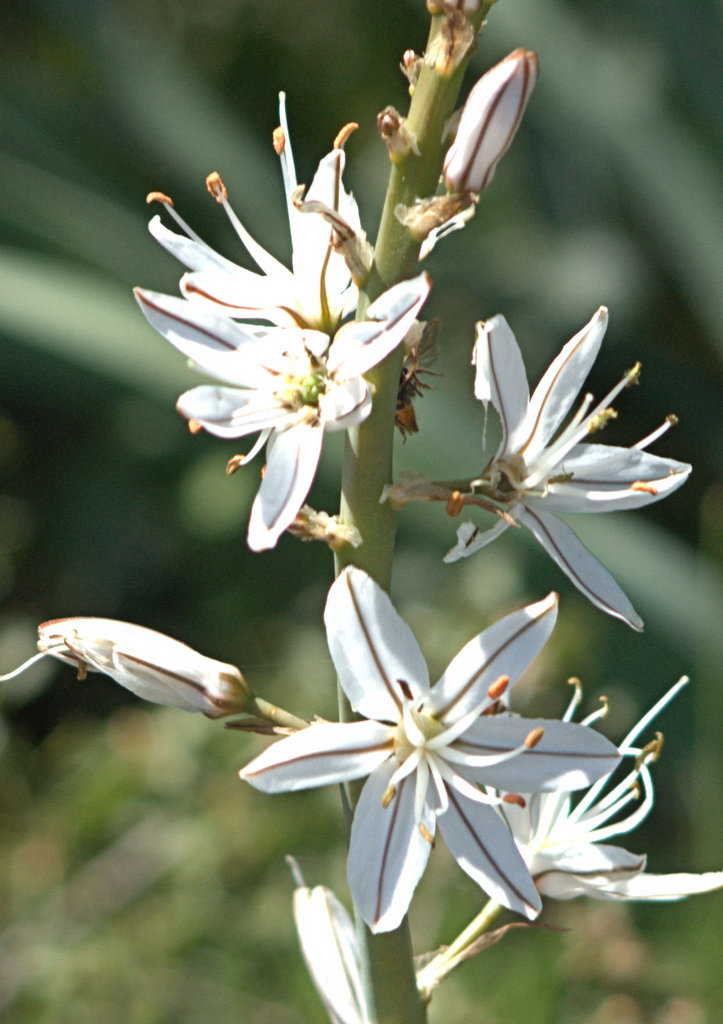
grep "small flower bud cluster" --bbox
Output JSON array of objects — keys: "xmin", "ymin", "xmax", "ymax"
[{"xmin": 444, "ymin": 49, "xmax": 538, "ymax": 194}]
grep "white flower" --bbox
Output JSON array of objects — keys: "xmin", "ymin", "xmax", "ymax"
[
  {"xmin": 135, "ymin": 273, "xmax": 430, "ymax": 551},
  {"xmin": 445, "ymin": 308, "xmax": 691, "ymax": 630},
  {"xmin": 444, "ymin": 49, "xmax": 538, "ymax": 195},
  {"xmin": 496, "ymin": 677, "xmax": 723, "ymax": 902},
  {"xmin": 1, "ymin": 618, "xmax": 249, "ymax": 718},
  {"xmin": 290, "ymin": 865, "xmax": 370, "ymax": 1024},
  {"xmin": 241, "ymin": 568, "xmax": 620, "ymax": 933},
  {"xmin": 144, "ymin": 93, "xmax": 368, "ymax": 335}
]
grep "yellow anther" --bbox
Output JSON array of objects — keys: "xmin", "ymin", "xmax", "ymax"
[
  {"xmin": 272, "ymin": 126, "xmax": 285, "ymax": 155},
  {"xmin": 525, "ymin": 727, "xmax": 545, "ymax": 749},
  {"xmin": 625, "ymin": 361, "xmax": 642, "ymax": 386},
  {"xmin": 381, "ymin": 784, "xmax": 396, "ymax": 809},
  {"xmin": 419, "ymin": 823, "xmax": 435, "ymax": 845}
]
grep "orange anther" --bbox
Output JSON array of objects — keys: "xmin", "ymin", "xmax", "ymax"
[
  {"xmin": 631, "ymin": 481, "xmax": 659, "ymax": 495},
  {"xmin": 333, "ymin": 122, "xmax": 359, "ymax": 150},
  {"xmin": 524, "ymin": 727, "xmax": 545, "ymax": 749},
  {"xmin": 445, "ymin": 490, "xmax": 465, "ymax": 517},
  {"xmin": 502, "ymin": 793, "xmax": 526, "ymax": 808},
  {"xmin": 188, "ymin": 419, "xmax": 203, "ymax": 435},
  {"xmin": 273, "ymin": 126, "xmax": 285, "ymax": 156},
  {"xmin": 487, "ymin": 674, "xmax": 510, "ymax": 701},
  {"xmin": 419, "ymin": 823, "xmax": 435, "ymax": 846},
  {"xmin": 205, "ymin": 172, "xmax": 227, "ymax": 202},
  {"xmin": 226, "ymin": 454, "xmax": 245, "ymax": 475},
  {"xmin": 146, "ymin": 191, "xmax": 174, "ymax": 206}
]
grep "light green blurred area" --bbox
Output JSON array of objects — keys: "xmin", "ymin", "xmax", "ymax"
[{"xmin": 0, "ymin": 0, "xmax": 721, "ymax": 1021}]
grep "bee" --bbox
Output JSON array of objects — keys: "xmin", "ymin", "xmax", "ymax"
[{"xmin": 395, "ymin": 317, "xmax": 440, "ymax": 439}]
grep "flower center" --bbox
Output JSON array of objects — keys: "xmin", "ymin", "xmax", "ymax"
[
  {"xmin": 276, "ymin": 368, "xmax": 328, "ymax": 411},
  {"xmin": 393, "ymin": 706, "xmax": 444, "ymax": 761}
]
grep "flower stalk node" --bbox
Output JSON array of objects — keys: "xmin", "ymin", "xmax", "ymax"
[
  {"xmin": 377, "ymin": 106, "xmax": 421, "ymax": 163},
  {"xmin": 425, "ymin": 10, "xmax": 476, "ymax": 78},
  {"xmin": 401, "ymin": 50, "xmax": 423, "ymax": 93}
]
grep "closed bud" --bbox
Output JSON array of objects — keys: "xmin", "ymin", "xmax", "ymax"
[
  {"xmin": 37, "ymin": 618, "xmax": 250, "ymax": 718},
  {"xmin": 443, "ymin": 49, "xmax": 538, "ymax": 194}
]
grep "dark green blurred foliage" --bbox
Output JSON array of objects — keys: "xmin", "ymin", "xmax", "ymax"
[{"xmin": 0, "ymin": 0, "xmax": 721, "ymax": 1021}]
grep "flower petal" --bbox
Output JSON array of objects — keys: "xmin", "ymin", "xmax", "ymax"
[
  {"xmin": 247, "ymin": 424, "xmax": 324, "ymax": 551},
  {"xmin": 517, "ymin": 504, "xmax": 644, "ymax": 631},
  {"xmin": 438, "ymin": 789, "xmax": 541, "ymax": 919},
  {"xmin": 326, "ymin": 274, "xmax": 431, "ymax": 379},
  {"xmin": 513, "ymin": 307, "xmax": 608, "ymax": 460},
  {"xmin": 134, "ymin": 287, "xmax": 276, "ymax": 387},
  {"xmin": 293, "ymin": 884, "xmax": 368, "ymax": 1024},
  {"xmin": 443, "ymin": 517, "xmax": 511, "ymax": 563},
  {"xmin": 427, "ymin": 593, "xmax": 558, "ymax": 722},
  {"xmin": 325, "ymin": 568, "xmax": 430, "ymax": 722},
  {"xmin": 532, "ymin": 843, "xmax": 646, "ymax": 899},
  {"xmin": 540, "ymin": 445, "xmax": 692, "ymax": 513},
  {"xmin": 177, "ymin": 385, "xmax": 297, "ymax": 438},
  {"xmin": 347, "ymin": 759, "xmax": 434, "ymax": 933},
  {"xmin": 458, "ymin": 716, "xmax": 620, "ymax": 791},
  {"xmin": 180, "ymin": 269, "xmax": 302, "ymax": 328},
  {"xmin": 596, "ymin": 870, "xmax": 723, "ymax": 901},
  {"xmin": 473, "ymin": 315, "xmax": 530, "ymax": 458},
  {"xmin": 320, "ymin": 378, "xmax": 372, "ymax": 431},
  {"xmin": 240, "ymin": 720, "xmax": 393, "ymax": 792}
]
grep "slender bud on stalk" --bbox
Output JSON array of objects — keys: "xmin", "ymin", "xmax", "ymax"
[
  {"xmin": 34, "ymin": 618, "xmax": 251, "ymax": 718},
  {"xmin": 444, "ymin": 49, "xmax": 538, "ymax": 194}
]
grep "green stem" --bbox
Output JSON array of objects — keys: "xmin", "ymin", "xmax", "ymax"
[
  {"xmin": 332, "ymin": 8, "xmax": 491, "ymax": 1024},
  {"xmin": 416, "ymin": 899, "xmax": 504, "ymax": 995}
]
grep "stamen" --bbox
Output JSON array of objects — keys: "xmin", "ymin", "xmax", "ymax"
[
  {"xmin": 333, "ymin": 122, "xmax": 359, "ymax": 151},
  {"xmin": 419, "ymin": 823, "xmax": 435, "ymax": 845},
  {"xmin": 580, "ymin": 695, "xmax": 608, "ymax": 728},
  {"xmin": 625, "ymin": 361, "xmax": 642, "ymax": 386},
  {"xmin": 633, "ymin": 414, "xmax": 678, "ymax": 451},
  {"xmin": 77, "ymin": 662, "xmax": 88, "ymax": 681},
  {"xmin": 188, "ymin": 419, "xmax": 204, "ymax": 435},
  {"xmin": 146, "ymin": 191, "xmax": 174, "ymax": 206},
  {"xmin": 587, "ymin": 407, "xmax": 617, "ymax": 434},
  {"xmin": 445, "ymin": 490, "xmax": 465, "ymax": 517},
  {"xmin": 226, "ymin": 454, "xmax": 246, "ymax": 475},
  {"xmin": 524, "ymin": 727, "xmax": 545, "ymax": 749},
  {"xmin": 631, "ymin": 481, "xmax": 659, "ymax": 495},
  {"xmin": 487, "ymin": 674, "xmax": 509, "ymax": 702},
  {"xmin": 381, "ymin": 784, "xmax": 396, "ymax": 808},
  {"xmin": 272, "ymin": 126, "xmax": 285, "ymax": 156},
  {"xmin": 206, "ymin": 172, "xmax": 228, "ymax": 202},
  {"xmin": 563, "ymin": 677, "xmax": 583, "ymax": 722},
  {"xmin": 503, "ymin": 793, "xmax": 526, "ymax": 808},
  {"xmin": 635, "ymin": 732, "xmax": 663, "ymax": 769},
  {"xmin": 0, "ymin": 651, "xmax": 49, "ymax": 681}
]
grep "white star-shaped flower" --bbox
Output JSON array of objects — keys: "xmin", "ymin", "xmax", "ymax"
[
  {"xmin": 496, "ymin": 677, "xmax": 723, "ymax": 902},
  {"xmin": 135, "ymin": 274, "xmax": 430, "ymax": 550},
  {"xmin": 241, "ymin": 568, "xmax": 620, "ymax": 933},
  {"xmin": 144, "ymin": 93, "xmax": 368, "ymax": 335},
  {"xmin": 445, "ymin": 308, "xmax": 691, "ymax": 630}
]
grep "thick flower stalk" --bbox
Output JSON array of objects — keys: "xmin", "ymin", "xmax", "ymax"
[
  {"xmin": 144, "ymin": 94, "xmax": 369, "ymax": 335},
  {"xmin": 1, "ymin": 618, "xmax": 250, "ymax": 718},
  {"xmin": 136, "ymin": 274, "xmax": 429, "ymax": 550},
  {"xmin": 441, "ymin": 308, "xmax": 691, "ymax": 629},
  {"xmin": 497, "ymin": 677, "xmax": 723, "ymax": 901},
  {"xmin": 241, "ymin": 568, "xmax": 620, "ymax": 933}
]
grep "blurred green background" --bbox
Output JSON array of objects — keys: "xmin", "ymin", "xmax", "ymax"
[{"xmin": 0, "ymin": 0, "xmax": 721, "ymax": 1021}]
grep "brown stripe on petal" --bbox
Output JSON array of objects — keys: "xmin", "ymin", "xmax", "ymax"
[
  {"xmin": 344, "ymin": 573, "xmax": 403, "ymax": 713},
  {"xmin": 136, "ymin": 292, "xmax": 239, "ymax": 351},
  {"xmin": 446, "ymin": 788, "xmax": 538, "ymax": 915}
]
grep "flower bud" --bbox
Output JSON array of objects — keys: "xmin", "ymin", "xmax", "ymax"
[
  {"xmin": 443, "ymin": 49, "xmax": 538, "ymax": 194},
  {"xmin": 37, "ymin": 618, "xmax": 250, "ymax": 718}
]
